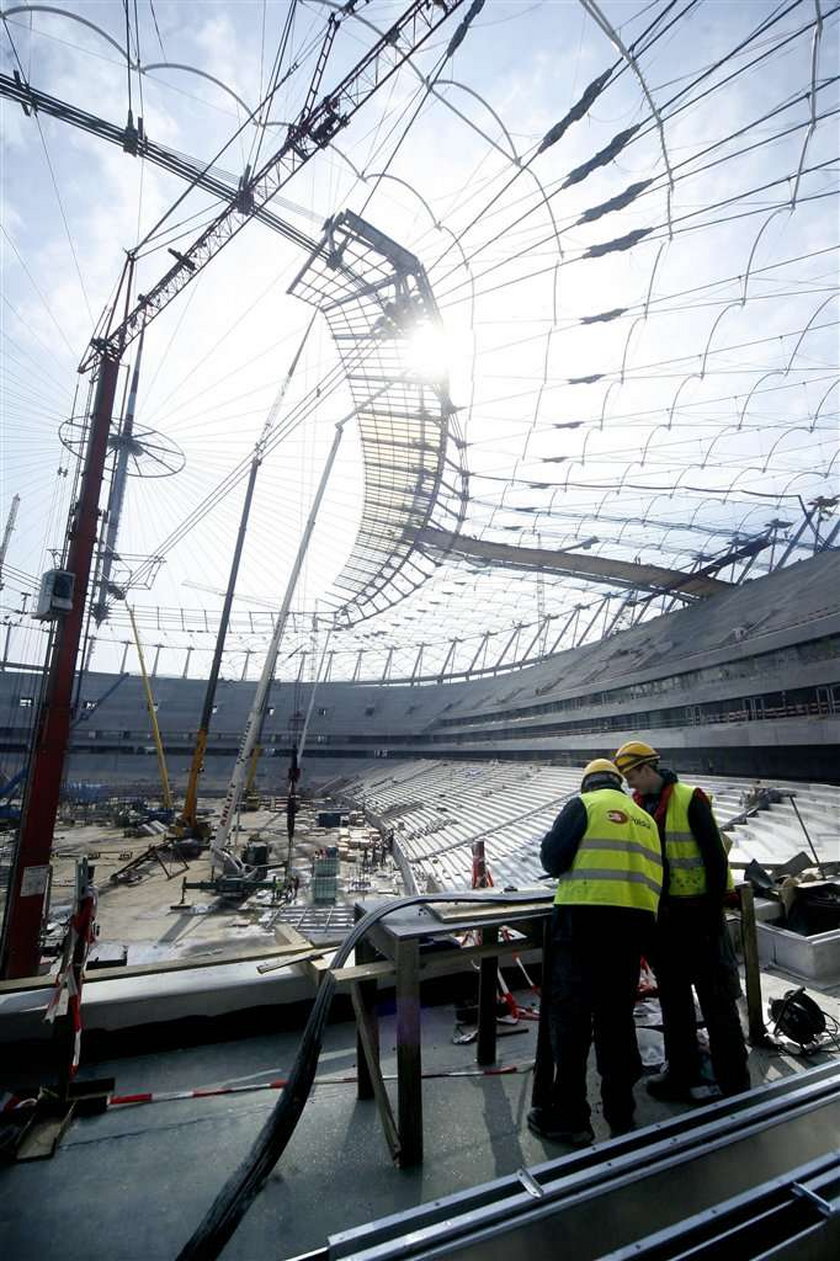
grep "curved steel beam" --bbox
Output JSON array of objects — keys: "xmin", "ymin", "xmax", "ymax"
[
  {"xmin": 141, "ymin": 63, "xmax": 254, "ymax": 116},
  {"xmin": 418, "ymin": 527, "xmax": 731, "ymax": 597},
  {"xmin": 2, "ymin": 5, "xmax": 127, "ymax": 60}
]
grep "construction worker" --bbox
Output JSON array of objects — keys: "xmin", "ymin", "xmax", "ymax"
[
  {"xmin": 614, "ymin": 740, "xmax": 750, "ymax": 1101},
  {"xmin": 530, "ymin": 758, "xmax": 663, "ymax": 1145}
]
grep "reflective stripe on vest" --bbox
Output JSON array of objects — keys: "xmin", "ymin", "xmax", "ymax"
[
  {"xmin": 555, "ymin": 788, "xmax": 663, "ymax": 914},
  {"xmin": 664, "ymin": 781, "xmax": 734, "ymax": 896}
]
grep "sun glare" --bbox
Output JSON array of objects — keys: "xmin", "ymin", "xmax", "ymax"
[{"xmin": 406, "ymin": 322, "xmax": 450, "ymax": 384}]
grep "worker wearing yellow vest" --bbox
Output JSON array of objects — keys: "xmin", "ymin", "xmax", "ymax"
[
  {"xmin": 614, "ymin": 740, "xmax": 750, "ymax": 1101},
  {"xmin": 529, "ymin": 758, "xmax": 663, "ymax": 1145}
]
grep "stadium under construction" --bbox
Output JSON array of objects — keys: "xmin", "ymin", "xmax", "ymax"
[{"xmin": 0, "ymin": 2, "xmax": 839, "ymax": 1259}]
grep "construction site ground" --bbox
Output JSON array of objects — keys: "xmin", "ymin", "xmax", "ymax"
[{"xmin": 44, "ymin": 798, "xmax": 403, "ymax": 967}]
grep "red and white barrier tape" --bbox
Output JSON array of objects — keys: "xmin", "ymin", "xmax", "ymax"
[{"xmin": 107, "ymin": 1062, "xmax": 530, "ymax": 1109}]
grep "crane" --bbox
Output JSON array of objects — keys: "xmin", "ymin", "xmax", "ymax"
[
  {"xmin": 0, "ymin": 71, "xmax": 318, "ymax": 256},
  {"xmin": 174, "ymin": 313, "xmax": 315, "ymax": 838},
  {"xmin": 81, "ymin": 0, "xmax": 471, "ymax": 365},
  {"xmin": 2, "ymin": 0, "xmax": 474, "ymax": 978}
]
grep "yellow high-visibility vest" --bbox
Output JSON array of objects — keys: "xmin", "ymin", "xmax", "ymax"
[
  {"xmin": 554, "ymin": 787, "xmax": 663, "ymax": 914},
  {"xmin": 664, "ymin": 781, "xmax": 734, "ymax": 897}
]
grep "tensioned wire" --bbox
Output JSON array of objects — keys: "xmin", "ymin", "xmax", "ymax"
[
  {"xmin": 424, "ymin": 0, "xmax": 823, "ymax": 290},
  {"xmin": 6, "ymin": 4, "xmax": 832, "ymax": 670},
  {"xmin": 432, "ymin": 187, "xmax": 839, "ymax": 317},
  {"xmin": 403, "ymin": 0, "xmax": 711, "ymax": 276},
  {"xmin": 433, "ymin": 165, "xmax": 839, "ymax": 314},
  {"xmin": 427, "ymin": 88, "xmax": 840, "ymax": 303},
  {"xmin": 126, "ymin": 99, "xmax": 837, "ymax": 567},
  {"xmin": 330, "ymin": 0, "xmax": 702, "ymax": 287}
]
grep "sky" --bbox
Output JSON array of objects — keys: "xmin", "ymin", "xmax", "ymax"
[{"xmin": 1, "ymin": 0, "xmax": 838, "ymax": 688}]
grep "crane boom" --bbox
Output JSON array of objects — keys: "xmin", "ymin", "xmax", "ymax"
[
  {"xmin": 127, "ymin": 605, "xmax": 173, "ymax": 812},
  {"xmin": 213, "ymin": 417, "xmax": 348, "ymax": 864},
  {"xmin": 0, "ymin": 494, "xmax": 20, "ymax": 588},
  {"xmin": 81, "ymin": 0, "xmax": 469, "ymax": 368},
  {"xmin": 0, "ymin": 71, "xmax": 319, "ymax": 255},
  {"xmin": 178, "ymin": 456, "xmax": 260, "ymax": 834}
]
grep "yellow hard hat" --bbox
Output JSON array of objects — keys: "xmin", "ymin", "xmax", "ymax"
[
  {"xmin": 614, "ymin": 740, "xmax": 660, "ymax": 774},
  {"xmin": 581, "ymin": 758, "xmax": 622, "ymax": 788}
]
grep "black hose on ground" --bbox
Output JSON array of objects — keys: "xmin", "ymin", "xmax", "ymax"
[{"xmin": 175, "ymin": 890, "xmax": 528, "ymax": 1260}]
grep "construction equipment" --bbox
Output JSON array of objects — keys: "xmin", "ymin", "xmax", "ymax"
[
  {"xmin": 2, "ymin": 0, "xmax": 471, "ymax": 979},
  {"xmin": 211, "ymin": 414, "xmax": 349, "ymax": 876},
  {"xmin": 0, "ymin": 766, "xmax": 26, "ymax": 824},
  {"xmin": 173, "ymin": 459, "xmax": 261, "ymax": 840}
]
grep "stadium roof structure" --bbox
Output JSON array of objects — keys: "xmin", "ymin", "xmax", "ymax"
[
  {"xmin": 0, "ymin": 0, "xmax": 838, "ymax": 684},
  {"xmin": 288, "ymin": 209, "xmax": 467, "ymax": 623}
]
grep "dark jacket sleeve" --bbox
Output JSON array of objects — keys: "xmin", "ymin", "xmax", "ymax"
[
  {"xmin": 687, "ymin": 788, "xmax": 729, "ymax": 903},
  {"xmin": 540, "ymin": 796, "xmax": 587, "ymax": 877}
]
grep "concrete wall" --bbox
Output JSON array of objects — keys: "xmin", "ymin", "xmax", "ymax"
[{"xmin": 1, "ymin": 552, "xmax": 838, "ymax": 790}]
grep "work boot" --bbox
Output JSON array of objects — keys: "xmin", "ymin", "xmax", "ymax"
[
  {"xmin": 527, "ymin": 1108, "xmax": 594, "ymax": 1146},
  {"xmin": 719, "ymin": 1076, "xmax": 751, "ymax": 1098},
  {"xmin": 644, "ymin": 1071, "xmax": 699, "ymax": 1103}
]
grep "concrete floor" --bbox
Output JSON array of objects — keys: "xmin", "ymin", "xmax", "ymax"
[{"xmin": 2, "ymin": 974, "xmax": 838, "ymax": 1261}]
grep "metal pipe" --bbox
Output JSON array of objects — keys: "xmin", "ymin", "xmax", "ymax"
[
  {"xmin": 787, "ymin": 793, "xmax": 826, "ymax": 878},
  {"xmin": 95, "ymin": 332, "xmax": 145, "ymax": 621}
]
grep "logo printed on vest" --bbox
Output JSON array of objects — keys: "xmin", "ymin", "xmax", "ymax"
[{"xmin": 606, "ymin": 810, "xmax": 628, "ymax": 824}]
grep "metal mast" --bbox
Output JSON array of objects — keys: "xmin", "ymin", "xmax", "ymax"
[
  {"xmin": 93, "ymin": 333, "xmax": 145, "ymax": 622},
  {"xmin": 177, "ymin": 313, "xmax": 315, "ymax": 835}
]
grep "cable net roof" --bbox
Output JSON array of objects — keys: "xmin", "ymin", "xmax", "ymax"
[{"xmin": 0, "ymin": 1, "xmax": 837, "ymax": 682}]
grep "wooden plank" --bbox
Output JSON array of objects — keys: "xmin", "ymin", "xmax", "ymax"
[
  {"xmin": 273, "ymin": 924, "xmax": 312, "ymax": 951},
  {"xmin": 350, "ymin": 981, "xmax": 400, "ymax": 1161},
  {"xmin": 738, "ymin": 885, "xmax": 770, "ymax": 1044},
  {"xmin": 477, "ymin": 926, "xmax": 499, "ymax": 1067},
  {"xmin": 0, "ymin": 940, "xmax": 321, "ymax": 993},
  {"xmin": 395, "ymin": 938, "xmax": 423, "ymax": 1167},
  {"xmin": 302, "ymin": 955, "xmax": 332, "ymax": 986},
  {"xmin": 355, "ymin": 935, "xmax": 379, "ymax": 1103},
  {"xmin": 330, "ymin": 960, "xmax": 395, "ymax": 984},
  {"xmin": 14, "ymin": 1103, "xmax": 76, "ymax": 1161},
  {"xmin": 256, "ymin": 948, "xmax": 328, "ymax": 975},
  {"xmin": 531, "ymin": 915, "xmax": 555, "ymax": 1110},
  {"xmin": 427, "ymin": 898, "xmax": 551, "ymax": 923},
  {"xmin": 261, "ymin": 941, "xmax": 543, "ymax": 985}
]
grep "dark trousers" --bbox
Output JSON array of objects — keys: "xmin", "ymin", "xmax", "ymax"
[
  {"xmin": 650, "ymin": 900, "xmax": 749, "ymax": 1095},
  {"xmin": 547, "ymin": 905, "xmax": 652, "ymax": 1132}
]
